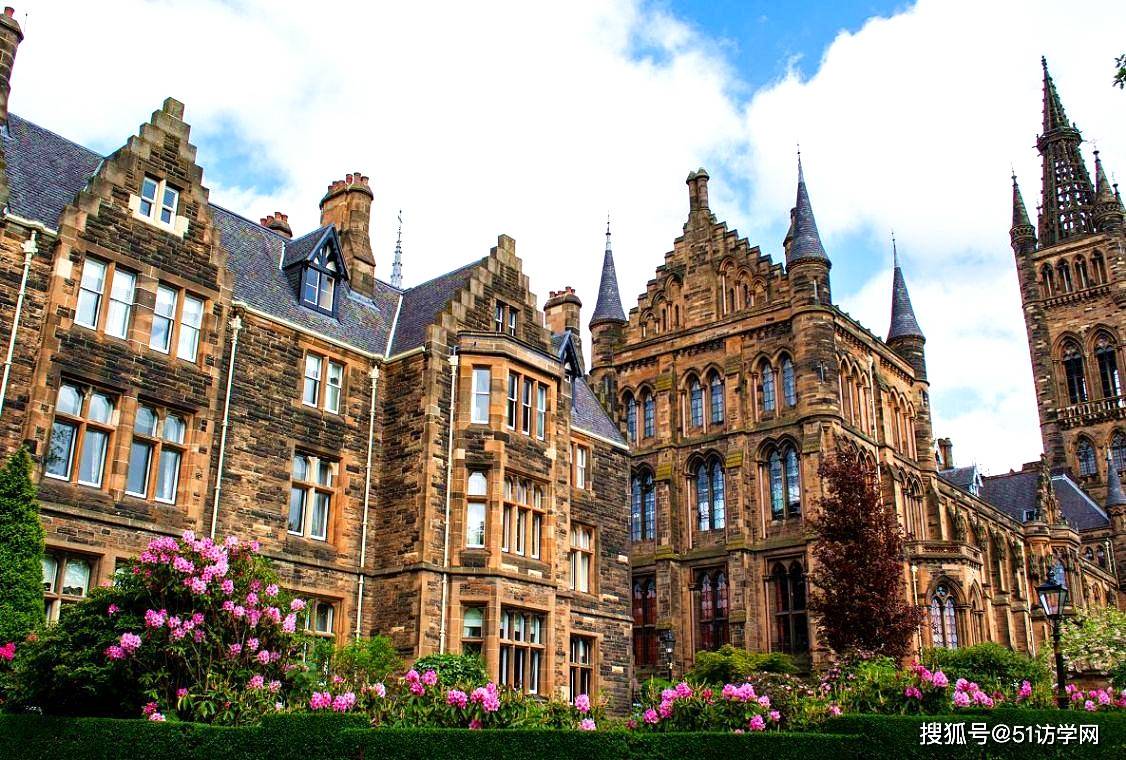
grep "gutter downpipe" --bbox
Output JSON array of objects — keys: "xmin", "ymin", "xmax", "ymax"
[
  {"xmin": 438, "ymin": 350, "xmax": 459, "ymax": 653},
  {"xmin": 354, "ymin": 363, "xmax": 381, "ymax": 639},
  {"xmin": 0, "ymin": 231, "xmax": 36, "ymax": 417},
  {"xmin": 209, "ymin": 312, "xmax": 243, "ymax": 539}
]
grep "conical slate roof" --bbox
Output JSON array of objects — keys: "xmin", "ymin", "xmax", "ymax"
[
  {"xmin": 590, "ymin": 217, "xmax": 626, "ymax": 325},
  {"xmin": 1011, "ymin": 174, "xmax": 1033, "ymax": 230},
  {"xmin": 887, "ymin": 243, "xmax": 924, "ymax": 341},
  {"xmin": 787, "ymin": 156, "xmax": 829, "ymax": 265},
  {"xmin": 1106, "ymin": 453, "xmax": 1126, "ymax": 508}
]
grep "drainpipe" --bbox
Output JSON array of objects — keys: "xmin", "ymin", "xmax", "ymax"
[
  {"xmin": 354, "ymin": 363, "xmax": 380, "ymax": 640},
  {"xmin": 438, "ymin": 350, "xmax": 459, "ymax": 653},
  {"xmin": 209, "ymin": 312, "xmax": 243, "ymax": 539},
  {"xmin": 0, "ymin": 231, "xmax": 37, "ymax": 418}
]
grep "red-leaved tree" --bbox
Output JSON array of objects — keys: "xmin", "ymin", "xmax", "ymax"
[{"xmin": 807, "ymin": 447, "xmax": 923, "ymax": 658}]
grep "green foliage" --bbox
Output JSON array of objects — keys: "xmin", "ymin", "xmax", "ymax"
[
  {"xmin": 820, "ymin": 656, "xmax": 903, "ymax": 714},
  {"xmin": 411, "ymin": 652, "xmax": 487, "ymax": 686},
  {"xmin": 688, "ymin": 645, "xmax": 797, "ymax": 684},
  {"xmin": 1060, "ymin": 606, "xmax": 1126, "ymax": 674},
  {"xmin": 0, "ymin": 448, "xmax": 44, "ymax": 643},
  {"xmin": 309, "ymin": 635, "xmax": 402, "ymax": 689},
  {"xmin": 1111, "ymin": 660, "xmax": 1126, "ymax": 690},
  {"xmin": 1115, "ymin": 53, "xmax": 1125, "ymax": 89},
  {"xmin": 921, "ymin": 643, "xmax": 1051, "ymax": 691}
]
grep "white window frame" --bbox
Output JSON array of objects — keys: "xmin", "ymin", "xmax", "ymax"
[
  {"xmin": 471, "ymin": 367, "xmax": 491, "ymax": 424},
  {"xmin": 135, "ymin": 175, "xmax": 181, "ymax": 232},
  {"xmin": 176, "ymin": 294, "xmax": 204, "ymax": 361},
  {"xmin": 288, "ymin": 454, "xmax": 336, "ymax": 541}
]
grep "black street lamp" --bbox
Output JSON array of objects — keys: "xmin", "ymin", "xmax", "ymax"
[
  {"xmin": 659, "ymin": 629, "xmax": 675, "ymax": 682},
  {"xmin": 1036, "ymin": 561, "xmax": 1070, "ymax": 709}
]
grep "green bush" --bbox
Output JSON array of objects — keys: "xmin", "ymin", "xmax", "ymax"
[
  {"xmin": 412, "ymin": 652, "xmax": 487, "ymax": 686},
  {"xmin": 1111, "ymin": 660, "xmax": 1126, "ymax": 691},
  {"xmin": 0, "ymin": 448, "xmax": 44, "ymax": 643},
  {"xmin": 307, "ymin": 635, "xmax": 401, "ymax": 688},
  {"xmin": 688, "ymin": 645, "xmax": 797, "ymax": 683},
  {"xmin": 921, "ymin": 643, "xmax": 1051, "ymax": 691}
]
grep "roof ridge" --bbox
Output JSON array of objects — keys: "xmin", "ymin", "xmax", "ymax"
[{"xmin": 403, "ymin": 257, "xmax": 486, "ymax": 293}]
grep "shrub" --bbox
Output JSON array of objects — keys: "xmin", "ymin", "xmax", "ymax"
[
  {"xmin": 6, "ymin": 532, "xmax": 310, "ymax": 724},
  {"xmin": 0, "ymin": 448, "xmax": 44, "ymax": 643},
  {"xmin": 308, "ymin": 635, "xmax": 401, "ymax": 691},
  {"xmin": 921, "ymin": 643, "xmax": 1051, "ymax": 691},
  {"xmin": 1111, "ymin": 660, "xmax": 1126, "ymax": 691},
  {"xmin": 688, "ymin": 645, "xmax": 796, "ymax": 684},
  {"xmin": 412, "ymin": 652, "xmax": 487, "ymax": 686},
  {"xmin": 1061, "ymin": 606, "xmax": 1126, "ymax": 675}
]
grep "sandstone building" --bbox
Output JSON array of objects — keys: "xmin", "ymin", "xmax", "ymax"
[{"xmin": 0, "ymin": 12, "xmax": 632, "ymax": 707}]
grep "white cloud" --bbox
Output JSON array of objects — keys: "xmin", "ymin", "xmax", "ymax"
[{"xmin": 9, "ymin": 0, "xmax": 1126, "ymax": 472}]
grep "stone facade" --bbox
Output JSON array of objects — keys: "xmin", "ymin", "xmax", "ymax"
[{"xmin": 0, "ymin": 13, "xmax": 631, "ymax": 709}]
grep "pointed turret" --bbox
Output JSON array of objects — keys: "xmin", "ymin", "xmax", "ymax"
[
  {"xmin": 1105, "ymin": 452, "xmax": 1126, "ymax": 508},
  {"xmin": 887, "ymin": 239, "xmax": 924, "ymax": 342},
  {"xmin": 1037, "ymin": 58, "xmax": 1095, "ymax": 244},
  {"xmin": 1010, "ymin": 173, "xmax": 1036, "ymax": 250},
  {"xmin": 391, "ymin": 210, "xmax": 404, "ymax": 288},
  {"xmin": 590, "ymin": 216, "xmax": 626, "ymax": 326},
  {"xmin": 1093, "ymin": 151, "xmax": 1125, "ymax": 233},
  {"xmin": 786, "ymin": 155, "xmax": 830, "ymax": 266}
]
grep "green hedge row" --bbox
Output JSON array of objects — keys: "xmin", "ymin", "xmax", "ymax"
[{"xmin": 1, "ymin": 710, "xmax": 1123, "ymax": 759}]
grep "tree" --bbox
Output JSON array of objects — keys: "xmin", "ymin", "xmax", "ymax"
[
  {"xmin": 1115, "ymin": 54, "xmax": 1125, "ymax": 89},
  {"xmin": 1059, "ymin": 605, "xmax": 1126, "ymax": 675},
  {"xmin": 0, "ymin": 447, "xmax": 44, "ymax": 642},
  {"xmin": 806, "ymin": 447, "xmax": 922, "ymax": 658}
]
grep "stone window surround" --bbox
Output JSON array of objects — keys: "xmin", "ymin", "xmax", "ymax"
[
  {"xmin": 42, "ymin": 548, "xmax": 99, "ymax": 623},
  {"xmin": 128, "ymin": 175, "xmax": 189, "ymax": 238},
  {"xmin": 300, "ymin": 349, "xmax": 346, "ymax": 415}
]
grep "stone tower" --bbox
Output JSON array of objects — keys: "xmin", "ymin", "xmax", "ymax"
[
  {"xmin": 886, "ymin": 241, "xmax": 935, "ymax": 474},
  {"xmin": 1011, "ymin": 57, "xmax": 1126, "ymax": 522}
]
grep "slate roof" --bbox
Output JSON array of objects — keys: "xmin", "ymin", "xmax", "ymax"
[
  {"xmin": 787, "ymin": 156, "xmax": 829, "ymax": 265},
  {"xmin": 571, "ymin": 376, "xmax": 626, "ymax": 446},
  {"xmin": 938, "ymin": 466, "xmax": 980, "ymax": 495},
  {"xmin": 389, "ymin": 258, "xmax": 484, "ymax": 354},
  {"xmin": 980, "ymin": 469, "xmax": 1109, "ymax": 531},
  {"xmin": 3, "ymin": 113, "xmax": 102, "ymax": 225},
  {"xmin": 280, "ymin": 225, "xmax": 334, "ymax": 269},
  {"xmin": 590, "ymin": 231, "xmax": 626, "ymax": 325},
  {"xmin": 887, "ymin": 260, "xmax": 924, "ymax": 341}
]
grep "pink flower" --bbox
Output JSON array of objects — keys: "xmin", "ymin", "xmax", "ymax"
[
  {"xmin": 107, "ymin": 604, "xmax": 120, "ymax": 616},
  {"xmin": 309, "ymin": 691, "xmax": 332, "ymax": 710},
  {"xmin": 447, "ymin": 689, "xmax": 469, "ymax": 708},
  {"xmin": 574, "ymin": 693, "xmax": 591, "ymax": 714},
  {"xmin": 265, "ymin": 584, "xmax": 279, "ymax": 597},
  {"xmin": 757, "ymin": 695, "xmax": 771, "ymax": 708},
  {"xmin": 579, "ymin": 718, "xmax": 596, "ymax": 731},
  {"xmin": 256, "ymin": 650, "xmax": 270, "ymax": 665},
  {"xmin": 1018, "ymin": 681, "xmax": 1032, "ymax": 700},
  {"xmin": 953, "ymin": 691, "xmax": 971, "ymax": 708},
  {"xmin": 148, "ymin": 712, "xmax": 165, "ymax": 722},
  {"xmin": 828, "ymin": 705, "xmax": 842, "ymax": 717},
  {"xmin": 748, "ymin": 714, "xmax": 766, "ymax": 731},
  {"xmin": 422, "ymin": 669, "xmax": 439, "ymax": 686},
  {"xmin": 643, "ymin": 708, "xmax": 659, "ymax": 725},
  {"xmin": 246, "ymin": 638, "xmax": 259, "ymax": 652},
  {"xmin": 482, "ymin": 692, "xmax": 501, "ymax": 712},
  {"xmin": 105, "ymin": 645, "xmax": 125, "ymax": 660},
  {"xmin": 0, "ymin": 642, "xmax": 16, "ymax": 661},
  {"xmin": 176, "ymin": 688, "xmax": 188, "ymax": 698},
  {"xmin": 904, "ymin": 686, "xmax": 922, "ymax": 699},
  {"xmin": 246, "ymin": 592, "xmax": 259, "ymax": 606},
  {"xmin": 248, "ymin": 675, "xmax": 265, "ymax": 689},
  {"xmin": 405, "ymin": 669, "xmax": 421, "ymax": 684},
  {"xmin": 249, "ymin": 540, "xmax": 261, "ymax": 552},
  {"xmin": 409, "ymin": 682, "xmax": 425, "ymax": 696},
  {"xmin": 142, "ymin": 702, "xmax": 159, "ymax": 716},
  {"xmin": 954, "ymin": 678, "xmax": 969, "ymax": 692},
  {"xmin": 769, "ymin": 710, "xmax": 781, "ymax": 722},
  {"xmin": 675, "ymin": 681, "xmax": 692, "ymax": 698},
  {"xmin": 290, "ymin": 599, "xmax": 306, "ymax": 612},
  {"xmin": 172, "ymin": 556, "xmax": 194, "ymax": 574},
  {"xmin": 332, "ymin": 675, "xmax": 345, "ymax": 686},
  {"xmin": 119, "ymin": 632, "xmax": 142, "ymax": 653},
  {"xmin": 931, "ymin": 671, "xmax": 949, "ymax": 688},
  {"xmin": 221, "ymin": 579, "xmax": 235, "ymax": 595},
  {"xmin": 468, "ymin": 719, "xmax": 482, "ymax": 730},
  {"xmin": 332, "ymin": 692, "xmax": 356, "ymax": 712},
  {"xmin": 269, "ymin": 680, "xmax": 281, "ymax": 693},
  {"xmin": 1084, "ymin": 700, "xmax": 1096, "ymax": 712},
  {"xmin": 373, "ymin": 683, "xmax": 386, "ymax": 698},
  {"xmin": 282, "ymin": 613, "xmax": 297, "ymax": 633},
  {"xmin": 188, "ymin": 577, "xmax": 207, "ymax": 594},
  {"xmin": 229, "ymin": 643, "xmax": 242, "ymax": 656},
  {"xmin": 233, "ymin": 605, "xmax": 246, "ymax": 619}
]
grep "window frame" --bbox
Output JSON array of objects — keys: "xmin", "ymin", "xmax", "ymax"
[
  {"xmin": 501, "ymin": 476, "xmax": 545, "ymax": 559},
  {"xmin": 770, "ymin": 560, "xmax": 809, "ymax": 654},
  {"xmin": 288, "ymin": 453, "xmax": 338, "ymax": 541},
  {"xmin": 42, "ymin": 551, "xmax": 96, "ymax": 623},
  {"xmin": 498, "ymin": 607, "xmax": 546, "ymax": 695},
  {"xmin": 471, "ymin": 367, "xmax": 491, "ymax": 424},
  {"xmin": 148, "ymin": 283, "xmax": 206, "ymax": 362},
  {"xmin": 695, "ymin": 567, "xmax": 729, "ymax": 653},
  {"xmin": 569, "ymin": 523, "xmax": 595, "ymax": 594},
  {"xmin": 300, "ymin": 597, "xmax": 338, "ymax": 640},
  {"xmin": 462, "ymin": 605, "xmax": 486, "ymax": 655},
  {"xmin": 301, "ymin": 352, "xmax": 345, "ymax": 414},
  {"xmin": 301, "ymin": 246, "xmax": 339, "ymax": 315},
  {"xmin": 75, "ymin": 258, "xmax": 139, "ymax": 341},
  {"xmin": 632, "ymin": 576, "xmax": 658, "ymax": 668},
  {"xmin": 125, "ymin": 404, "xmax": 188, "ymax": 504},
  {"xmin": 572, "ymin": 444, "xmax": 589, "ymax": 490},
  {"xmin": 44, "ymin": 382, "xmax": 116, "ymax": 488},
  {"xmin": 630, "ymin": 469, "xmax": 656, "ymax": 541},
  {"xmin": 569, "ymin": 634, "xmax": 596, "ymax": 700},
  {"xmin": 465, "ymin": 470, "xmax": 488, "ymax": 549},
  {"xmin": 136, "ymin": 175, "xmax": 181, "ymax": 231}
]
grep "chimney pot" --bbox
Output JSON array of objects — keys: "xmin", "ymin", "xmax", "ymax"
[{"xmin": 3, "ymin": 8, "xmax": 13, "ymax": 17}]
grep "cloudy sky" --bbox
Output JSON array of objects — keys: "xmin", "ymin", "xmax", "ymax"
[{"xmin": 10, "ymin": 0, "xmax": 1126, "ymax": 472}]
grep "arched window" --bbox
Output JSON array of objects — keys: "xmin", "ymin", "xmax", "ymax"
[
  {"xmin": 1075, "ymin": 257, "xmax": 1090, "ymax": 289},
  {"xmin": 761, "ymin": 363, "xmax": 776, "ymax": 413},
  {"xmin": 710, "ymin": 373, "xmax": 725, "ymax": 425},
  {"xmin": 768, "ymin": 445, "xmax": 801, "ymax": 520},
  {"xmin": 1077, "ymin": 438, "xmax": 1097, "ymax": 477},
  {"xmin": 1096, "ymin": 545, "xmax": 1107, "ymax": 568},
  {"xmin": 781, "ymin": 356, "xmax": 796, "ymax": 407},
  {"xmin": 689, "ymin": 377, "xmax": 703, "ymax": 429},
  {"xmin": 1095, "ymin": 337, "xmax": 1121, "ymax": 399},
  {"xmin": 1041, "ymin": 264, "xmax": 1055, "ymax": 297},
  {"xmin": 930, "ymin": 583, "xmax": 958, "ymax": 649},
  {"xmin": 1056, "ymin": 261, "xmax": 1073, "ymax": 293},
  {"xmin": 771, "ymin": 561, "xmax": 809, "ymax": 654},
  {"xmin": 632, "ymin": 577, "xmax": 657, "ymax": 667},
  {"xmin": 625, "ymin": 393, "xmax": 638, "ymax": 444},
  {"xmin": 1092, "ymin": 252, "xmax": 1108, "ymax": 284},
  {"xmin": 643, "ymin": 392, "xmax": 655, "ymax": 438},
  {"xmin": 694, "ymin": 459, "xmax": 726, "ymax": 532},
  {"xmin": 696, "ymin": 568, "xmax": 729, "ymax": 652},
  {"xmin": 1084, "ymin": 547, "xmax": 1094, "ymax": 562},
  {"xmin": 630, "ymin": 469, "xmax": 656, "ymax": 541},
  {"xmin": 1062, "ymin": 341, "xmax": 1088, "ymax": 404},
  {"xmin": 1111, "ymin": 432, "xmax": 1126, "ymax": 473}
]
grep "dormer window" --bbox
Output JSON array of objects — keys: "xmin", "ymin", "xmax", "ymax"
[
  {"xmin": 302, "ymin": 252, "xmax": 337, "ymax": 313},
  {"xmin": 138, "ymin": 176, "xmax": 179, "ymax": 228}
]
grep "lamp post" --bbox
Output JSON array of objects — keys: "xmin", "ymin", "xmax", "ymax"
[
  {"xmin": 1036, "ymin": 561, "xmax": 1070, "ymax": 709},
  {"xmin": 659, "ymin": 629, "xmax": 675, "ymax": 682}
]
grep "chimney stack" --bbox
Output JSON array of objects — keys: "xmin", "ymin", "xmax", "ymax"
[
  {"xmin": 0, "ymin": 7, "xmax": 23, "ymax": 127},
  {"xmin": 319, "ymin": 171, "xmax": 376, "ymax": 298},
  {"xmin": 937, "ymin": 438, "xmax": 954, "ymax": 470},
  {"xmin": 260, "ymin": 211, "xmax": 292, "ymax": 238},
  {"xmin": 686, "ymin": 167, "xmax": 710, "ymax": 213},
  {"xmin": 544, "ymin": 287, "xmax": 583, "ymax": 360}
]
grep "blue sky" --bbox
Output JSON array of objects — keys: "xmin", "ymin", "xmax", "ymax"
[{"xmin": 10, "ymin": 0, "xmax": 1126, "ymax": 471}]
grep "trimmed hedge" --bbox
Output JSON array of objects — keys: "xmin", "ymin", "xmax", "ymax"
[{"xmin": 1, "ymin": 710, "xmax": 1124, "ymax": 759}]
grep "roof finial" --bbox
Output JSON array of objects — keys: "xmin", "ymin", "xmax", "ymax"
[
  {"xmin": 891, "ymin": 229, "xmax": 898, "ymax": 268},
  {"xmin": 390, "ymin": 209, "xmax": 404, "ymax": 289}
]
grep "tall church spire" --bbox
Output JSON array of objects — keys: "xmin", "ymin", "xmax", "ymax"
[
  {"xmin": 590, "ymin": 214, "xmax": 626, "ymax": 326},
  {"xmin": 1037, "ymin": 57, "xmax": 1095, "ymax": 244},
  {"xmin": 887, "ymin": 235, "xmax": 924, "ymax": 341},
  {"xmin": 390, "ymin": 209, "xmax": 404, "ymax": 288},
  {"xmin": 785, "ymin": 154, "xmax": 830, "ymax": 266}
]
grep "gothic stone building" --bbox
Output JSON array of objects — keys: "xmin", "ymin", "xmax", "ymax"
[
  {"xmin": 0, "ymin": 12, "xmax": 632, "ymax": 707},
  {"xmin": 584, "ymin": 60, "xmax": 1122, "ymax": 675}
]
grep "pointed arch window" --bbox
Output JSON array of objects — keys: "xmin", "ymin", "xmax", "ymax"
[
  {"xmin": 632, "ymin": 576, "xmax": 657, "ymax": 667},
  {"xmin": 1112, "ymin": 432, "xmax": 1126, "ymax": 473},
  {"xmin": 768, "ymin": 445, "xmax": 801, "ymax": 520},
  {"xmin": 709, "ymin": 373, "xmax": 725, "ymax": 425},
  {"xmin": 689, "ymin": 378, "xmax": 703, "ymax": 428},
  {"xmin": 694, "ymin": 459, "xmax": 725, "ymax": 532},
  {"xmin": 1040, "ymin": 264, "xmax": 1055, "ymax": 297},
  {"xmin": 1077, "ymin": 438, "xmax": 1097, "ymax": 477},
  {"xmin": 781, "ymin": 356, "xmax": 796, "ymax": 407},
  {"xmin": 1095, "ymin": 337, "xmax": 1121, "ymax": 399},
  {"xmin": 643, "ymin": 392, "xmax": 655, "ymax": 438},
  {"xmin": 625, "ymin": 393, "xmax": 637, "ymax": 444},
  {"xmin": 1092, "ymin": 252, "xmax": 1108, "ymax": 284},
  {"xmin": 696, "ymin": 568, "xmax": 729, "ymax": 652},
  {"xmin": 930, "ymin": 583, "xmax": 958, "ymax": 649},
  {"xmin": 1056, "ymin": 261, "xmax": 1073, "ymax": 293},
  {"xmin": 761, "ymin": 364, "xmax": 776, "ymax": 413},
  {"xmin": 771, "ymin": 561, "xmax": 809, "ymax": 654},
  {"xmin": 631, "ymin": 469, "xmax": 655, "ymax": 541},
  {"xmin": 1062, "ymin": 342, "xmax": 1088, "ymax": 404},
  {"xmin": 1075, "ymin": 257, "xmax": 1090, "ymax": 289}
]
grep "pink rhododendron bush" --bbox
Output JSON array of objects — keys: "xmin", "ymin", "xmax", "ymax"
[{"xmin": 5, "ymin": 532, "xmax": 309, "ymax": 724}]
